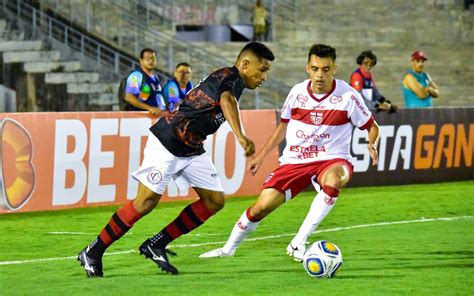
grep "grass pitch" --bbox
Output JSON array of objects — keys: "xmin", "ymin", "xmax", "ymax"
[{"xmin": 1, "ymin": 181, "xmax": 473, "ymax": 295}]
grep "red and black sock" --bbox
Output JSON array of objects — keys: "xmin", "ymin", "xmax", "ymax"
[
  {"xmin": 87, "ymin": 201, "xmax": 142, "ymax": 258},
  {"xmin": 149, "ymin": 199, "xmax": 214, "ymax": 248}
]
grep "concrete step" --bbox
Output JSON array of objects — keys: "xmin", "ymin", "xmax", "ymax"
[
  {"xmin": 0, "ymin": 40, "xmax": 43, "ymax": 52},
  {"xmin": 0, "ymin": 19, "xmax": 7, "ymax": 35},
  {"xmin": 23, "ymin": 61, "xmax": 82, "ymax": 73},
  {"xmin": 2, "ymin": 50, "xmax": 61, "ymax": 63},
  {"xmin": 45, "ymin": 72, "xmax": 100, "ymax": 84},
  {"xmin": 67, "ymin": 82, "xmax": 119, "ymax": 94},
  {"xmin": 88, "ymin": 93, "xmax": 117, "ymax": 106}
]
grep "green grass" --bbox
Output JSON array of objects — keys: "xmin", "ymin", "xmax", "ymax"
[{"xmin": 1, "ymin": 181, "xmax": 473, "ymax": 295}]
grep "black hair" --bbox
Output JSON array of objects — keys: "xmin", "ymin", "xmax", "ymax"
[
  {"xmin": 308, "ymin": 44, "xmax": 337, "ymax": 62},
  {"xmin": 356, "ymin": 50, "xmax": 377, "ymax": 66},
  {"xmin": 176, "ymin": 62, "xmax": 191, "ymax": 69},
  {"xmin": 140, "ymin": 48, "xmax": 155, "ymax": 59},
  {"xmin": 238, "ymin": 41, "xmax": 275, "ymax": 61}
]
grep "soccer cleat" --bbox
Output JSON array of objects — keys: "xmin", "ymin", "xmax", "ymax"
[
  {"xmin": 286, "ymin": 242, "xmax": 307, "ymax": 262},
  {"xmin": 77, "ymin": 246, "xmax": 103, "ymax": 277},
  {"xmin": 199, "ymin": 248, "xmax": 234, "ymax": 258},
  {"xmin": 139, "ymin": 239, "xmax": 178, "ymax": 275}
]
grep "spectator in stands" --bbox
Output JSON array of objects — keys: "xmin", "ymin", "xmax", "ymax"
[
  {"xmin": 350, "ymin": 50, "xmax": 399, "ymax": 113},
  {"xmin": 402, "ymin": 51, "xmax": 439, "ymax": 108},
  {"xmin": 253, "ymin": 0, "xmax": 268, "ymax": 41},
  {"xmin": 121, "ymin": 48, "xmax": 164, "ymax": 115},
  {"xmin": 162, "ymin": 63, "xmax": 193, "ymax": 113}
]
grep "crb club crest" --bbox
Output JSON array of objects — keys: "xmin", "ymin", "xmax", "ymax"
[
  {"xmin": 296, "ymin": 94, "xmax": 308, "ymax": 107},
  {"xmin": 310, "ymin": 112, "xmax": 324, "ymax": 125}
]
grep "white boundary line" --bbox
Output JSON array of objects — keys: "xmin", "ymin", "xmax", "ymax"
[{"xmin": 1, "ymin": 215, "xmax": 472, "ymax": 266}]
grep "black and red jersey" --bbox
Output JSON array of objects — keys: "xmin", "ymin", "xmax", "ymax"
[{"xmin": 150, "ymin": 66, "xmax": 245, "ymax": 157}]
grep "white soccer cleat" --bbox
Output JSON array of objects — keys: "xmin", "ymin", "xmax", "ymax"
[
  {"xmin": 286, "ymin": 242, "xmax": 307, "ymax": 262},
  {"xmin": 199, "ymin": 248, "xmax": 234, "ymax": 258}
]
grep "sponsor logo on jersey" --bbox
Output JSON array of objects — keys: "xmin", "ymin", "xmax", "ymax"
[
  {"xmin": 214, "ymin": 112, "xmax": 226, "ymax": 126},
  {"xmin": 147, "ymin": 169, "xmax": 163, "ymax": 184},
  {"xmin": 295, "ymin": 130, "xmax": 330, "ymax": 143},
  {"xmin": 296, "ymin": 94, "xmax": 308, "ymax": 107},
  {"xmin": 130, "ymin": 76, "xmax": 139, "ymax": 88},
  {"xmin": 291, "ymin": 145, "xmax": 326, "ymax": 159},
  {"xmin": 350, "ymin": 95, "xmax": 369, "ymax": 117},
  {"xmin": 329, "ymin": 95, "xmax": 343, "ymax": 104},
  {"xmin": 168, "ymin": 87, "xmax": 177, "ymax": 98}
]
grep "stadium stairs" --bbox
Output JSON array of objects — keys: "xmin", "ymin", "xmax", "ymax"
[
  {"xmin": 204, "ymin": 0, "xmax": 474, "ymax": 108},
  {"xmin": 35, "ymin": 0, "xmax": 292, "ymax": 110},
  {"xmin": 0, "ymin": 10, "xmax": 119, "ymax": 111}
]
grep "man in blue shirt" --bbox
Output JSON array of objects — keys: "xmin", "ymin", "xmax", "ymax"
[
  {"xmin": 123, "ymin": 48, "xmax": 164, "ymax": 115},
  {"xmin": 402, "ymin": 51, "xmax": 439, "ymax": 108},
  {"xmin": 162, "ymin": 63, "xmax": 194, "ymax": 112}
]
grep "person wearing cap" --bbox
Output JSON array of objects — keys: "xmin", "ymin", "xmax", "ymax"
[{"xmin": 402, "ymin": 51, "xmax": 439, "ymax": 108}]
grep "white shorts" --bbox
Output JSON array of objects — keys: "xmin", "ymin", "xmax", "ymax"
[{"xmin": 131, "ymin": 132, "xmax": 224, "ymax": 194}]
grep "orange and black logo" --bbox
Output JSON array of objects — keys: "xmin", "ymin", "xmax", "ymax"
[{"xmin": 0, "ymin": 118, "xmax": 36, "ymax": 210}]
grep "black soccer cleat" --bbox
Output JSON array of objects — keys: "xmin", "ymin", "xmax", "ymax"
[
  {"xmin": 77, "ymin": 246, "xmax": 103, "ymax": 277},
  {"xmin": 139, "ymin": 239, "xmax": 178, "ymax": 275}
]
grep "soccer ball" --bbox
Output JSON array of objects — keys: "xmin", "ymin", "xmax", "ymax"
[{"xmin": 302, "ymin": 240, "xmax": 343, "ymax": 278}]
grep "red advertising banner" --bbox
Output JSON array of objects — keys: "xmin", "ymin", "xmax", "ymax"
[{"xmin": 0, "ymin": 110, "xmax": 279, "ymax": 213}]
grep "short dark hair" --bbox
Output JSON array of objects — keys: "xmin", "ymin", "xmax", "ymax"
[
  {"xmin": 140, "ymin": 48, "xmax": 155, "ymax": 59},
  {"xmin": 176, "ymin": 62, "xmax": 191, "ymax": 69},
  {"xmin": 238, "ymin": 41, "xmax": 275, "ymax": 61},
  {"xmin": 356, "ymin": 50, "xmax": 377, "ymax": 66},
  {"xmin": 307, "ymin": 44, "xmax": 336, "ymax": 62}
]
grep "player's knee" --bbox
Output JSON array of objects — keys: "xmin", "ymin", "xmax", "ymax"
[
  {"xmin": 134, "ymin": 198, "xmax": 158, "ymax": 215},
  {"xmin": 205, "ymin": 195, "xmax": 225, "ymax": 213},
  {"xmin": 249, "ymin": 205, "xmax": 272, "ymax": 221},
  {"xmin": 322, "ymin": 167, "xmax": 350, "ymax": 190}
]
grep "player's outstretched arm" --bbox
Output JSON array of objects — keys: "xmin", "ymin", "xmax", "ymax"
[
  {"xmin": 249, "ymin": 122, "xmax": 287, "ymax": 176},
  {"xmin": 367, "ymin": 120, "xmax": 380, "ymax": 166},
  {"xmin": 220, "ymin": 91, "xmax": 255, "ymax": 157}
]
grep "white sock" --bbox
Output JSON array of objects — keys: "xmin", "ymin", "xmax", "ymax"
[
  {"xmin": 222, "ymin": 209, "xmax": 260, "ymax": 255},
  {"xmin": 290, "ymin": 188, "xmax": 338, "ymax": 247}
]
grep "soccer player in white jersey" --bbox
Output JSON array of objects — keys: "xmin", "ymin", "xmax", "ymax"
[{"xmin": 200, "ymin": 44, "xmax": 380, "ymax": 261}]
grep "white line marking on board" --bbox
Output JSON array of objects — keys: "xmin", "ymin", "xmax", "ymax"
[{"xmin": 1, "ymin": 215, "xmax": 472, "ymax": 266}]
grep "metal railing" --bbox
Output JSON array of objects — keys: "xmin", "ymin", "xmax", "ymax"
[
  {"xmin": 0, "ymin": 0, "xmax": 169, "ymax": 82},
  {"xmin": 35, "ymin": 0, "xmax": 292, "ymax": 109}
]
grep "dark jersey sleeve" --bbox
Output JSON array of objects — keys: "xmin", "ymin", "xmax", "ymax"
[{"xmin": 219, "ymin": 72, "xmax": 244, "ymax": 101}]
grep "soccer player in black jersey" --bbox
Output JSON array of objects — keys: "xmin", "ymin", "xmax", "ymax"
[{"xmin": 78, "ymin": 42, "xmax": 274, "ymax": 277}]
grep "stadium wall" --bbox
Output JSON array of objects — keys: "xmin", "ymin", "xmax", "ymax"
[{"xmin": 1, "ymin": 108, "xmax": 472, "ymax": 214}]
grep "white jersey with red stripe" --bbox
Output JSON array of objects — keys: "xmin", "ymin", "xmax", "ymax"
[{"xmin": 279, "ymin": 79, "xmax": 374, "ymax": 165}]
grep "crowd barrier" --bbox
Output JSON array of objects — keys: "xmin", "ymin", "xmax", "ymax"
[
  {"xmin": 1, "ymin": 108, "xmax": 472, "ymax": 213},
  {"xmin": 0, "ymin": 110, "xmax": 278, "ymax": 213},
  {"xmin": 350, "ymin": 108, "xmax": 473, "ymax": 186}
]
